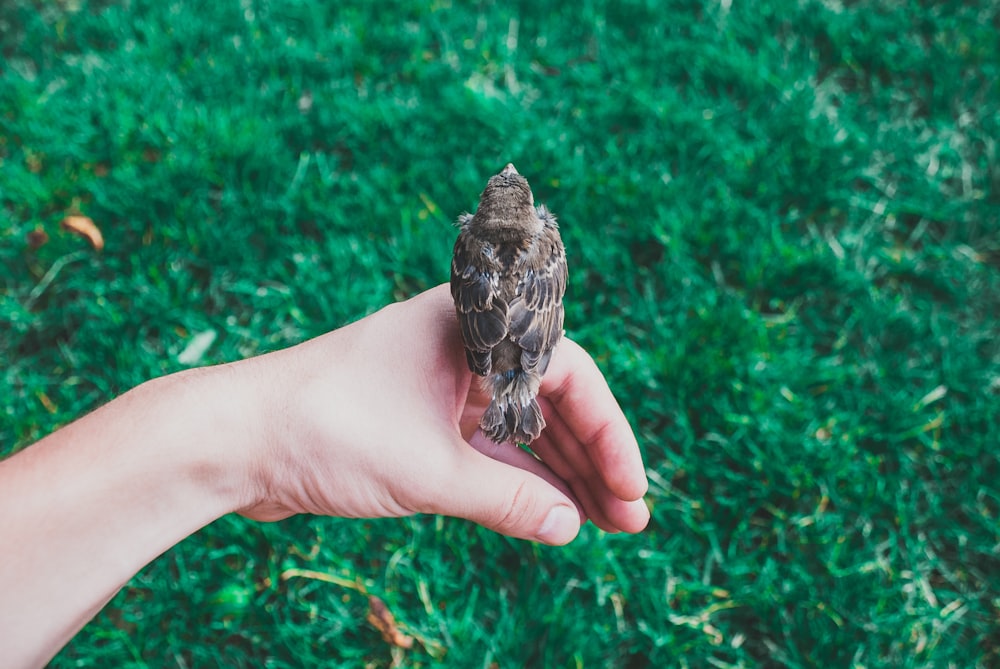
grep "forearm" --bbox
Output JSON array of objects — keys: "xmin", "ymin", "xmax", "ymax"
[{"xmin": 0, "ymin": 365, "xmax": 258, "ymax": 668}]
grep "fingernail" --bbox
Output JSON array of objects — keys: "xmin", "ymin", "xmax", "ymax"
[{"xmin": 536, "ymin": 505, "xmax": 579, "ymax": 545}]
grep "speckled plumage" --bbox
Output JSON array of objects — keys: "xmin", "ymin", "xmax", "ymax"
[{"xmin": 450, "ymin": 164, "xmax": 568, "ymax": 444}]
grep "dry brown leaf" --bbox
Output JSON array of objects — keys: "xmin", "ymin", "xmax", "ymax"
[
  {"xmin": 26, "ymin": 227, "xmax": 49, "ymax": 249},
  {"xmin": 61, "ymin": 215, "xmax": 104, "ymax": 250},
  {"xmin": 366, "ymin": 596, "xmax": 414, "ymax": 649}
]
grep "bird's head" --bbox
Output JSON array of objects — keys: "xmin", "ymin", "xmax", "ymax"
[{"xmin": 475, "ymin": 163, "xmax": 536, "ymax": 226}]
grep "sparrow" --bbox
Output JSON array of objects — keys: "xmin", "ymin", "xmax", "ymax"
[{"xmin": 450, "ymin": 163, "xmax": 568, "ymax": 445}]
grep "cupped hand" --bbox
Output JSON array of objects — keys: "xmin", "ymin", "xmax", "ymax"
[{"xmin": 237, "ymin": 284, "xmax": 649, "ymax": 544}]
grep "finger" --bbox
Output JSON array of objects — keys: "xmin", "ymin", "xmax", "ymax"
[
  {"xmin": 530, "ymin": 438, "xmax": 613, "ymax": 531},
  {"xmin": 534, "ymin": 395, "xmax": 599, "ymax": 485},
  {"xmin": 467, "ymin": 430, "xmax": 583, "ymax": 519},
  {"xmin": 533, "ymin": 404, "xmax": 648, "ymax": 533},
  {"xmin": 583, "ymin": 482, "xmax": 650, "ymax": 534},
  {"xmin": 541, "ymin": 339, "xmax": 648, "ymax": 501},
  {"xmin": 422, "ymin": 434, "xmax": 582, "ymax": 545},
  {"xmin": 528, "ymin": 404, "xmax": 613, "ymax": 530}
]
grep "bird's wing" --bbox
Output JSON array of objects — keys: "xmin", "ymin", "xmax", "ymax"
[
  {"xmin": 450, "ymin": 222, "xmax": 507, "ymax": 376},
  {"xmin": 509, "ymin": 209, "xmax": 567, "ymax": 376}
]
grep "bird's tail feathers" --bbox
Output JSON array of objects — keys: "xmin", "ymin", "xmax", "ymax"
[{"xmin": 480, "ymin": 370, "xmax": 545, "ymax": 444}]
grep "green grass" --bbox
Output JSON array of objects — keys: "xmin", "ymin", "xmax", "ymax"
[{"xmin": 3, "ymin": 0, "xmax": 999, "ymax": 666}]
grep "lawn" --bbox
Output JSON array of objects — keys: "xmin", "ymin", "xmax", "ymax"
[{"xmin": 2, "ymin": 0, "xmax": 999, "ymax": 666}]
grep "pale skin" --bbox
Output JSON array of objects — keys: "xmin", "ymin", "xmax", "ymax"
[{"xmin": 0, "ymin": 284, "xmax": 649, "ymax": 668}]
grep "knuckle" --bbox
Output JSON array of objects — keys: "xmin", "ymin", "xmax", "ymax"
[{"xmin": 494, "ymin": 479, "xmax": 533, "ymax": 534}]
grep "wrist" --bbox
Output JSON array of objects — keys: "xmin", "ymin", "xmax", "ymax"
[
  {"xmin": 227, "ymin": 335, "xmax": 352, "ymax": 521},
  {"xmin": 152, "ymin": 362, "xmax": 270, "ymax": 517}
]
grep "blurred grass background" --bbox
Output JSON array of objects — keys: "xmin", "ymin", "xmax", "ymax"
[{"xmin": 2, "ymin": 0, "xmax": 999, "ymax": 666}]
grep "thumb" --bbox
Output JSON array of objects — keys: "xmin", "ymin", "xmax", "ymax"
[{"xmin": 434, "ymin": 437, "xmax": 582, "ymax": 545}]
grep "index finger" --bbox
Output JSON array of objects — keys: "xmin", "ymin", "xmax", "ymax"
[{"xmin": 540, "ymin": 338, "xmax": 648, "ymax": 502}]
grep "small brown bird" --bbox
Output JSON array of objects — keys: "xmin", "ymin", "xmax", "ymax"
[{"xmin": 450, "ymin": 163, "xmax": 568, "ymax": 444}]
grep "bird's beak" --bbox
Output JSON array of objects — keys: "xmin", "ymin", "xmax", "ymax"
[{"xmin": 501, "ymin": 163, "xmax": 518, "ymax": 176}]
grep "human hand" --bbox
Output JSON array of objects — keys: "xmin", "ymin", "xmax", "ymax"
[
  {"xmin": 236, "ymin": 284, "xmax": 649, "ymax": 544},
  {"xmin": 0, "ymin": 283, "xmax": 648, "ymax": 666}
]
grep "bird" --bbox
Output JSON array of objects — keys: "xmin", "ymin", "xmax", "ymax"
[{"xmin": 450, "ymin": 163, "xmax": 568, "ymax": 445}]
